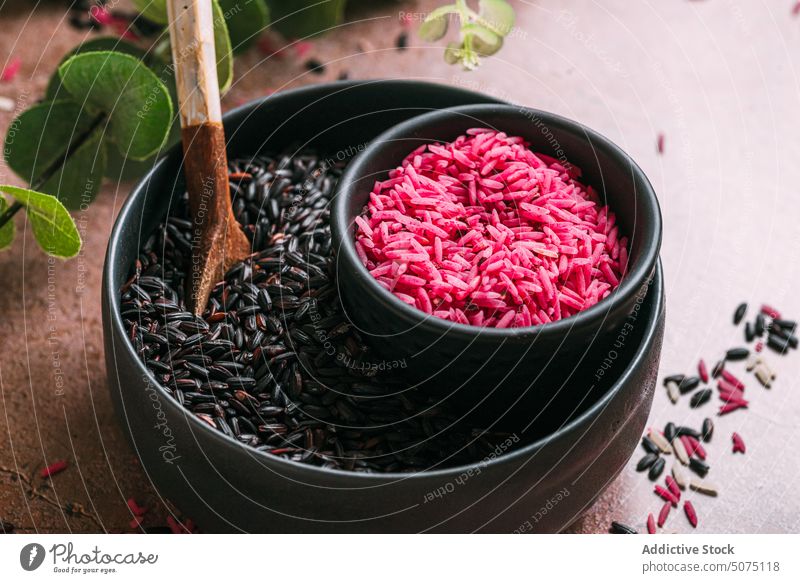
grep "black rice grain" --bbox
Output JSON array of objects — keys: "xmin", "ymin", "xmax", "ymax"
[
  {"xmin": 767, "ymin": 335, "xmax": 790, "ymax": 354},
  {"xmin": 755, "ymin": 313, "xmax": 765, "ymax": 336},
  {"xmin": 664, "ymin": 422, "xmax": 677, "ymax": 442},
  {"xmin": 689, "ymin": 457, "xmax": 710, "ymax": 478},
  {"xmin": 678, "ymin": 376, "xmax": 700, "ymax": 394},
  {"xmin": 770, "ymin": 326, "xmax": 799, "ymax": 348},
  {"xmin": 663, "ymin": 374, "xmax": 685, "ymax": 385},
  {"xmin": 396, "ymin": 32, "xmax": 408, "ymax": 50},
  {"xmin": 636, "ymin": 453, "xmax": 658, "ymax": 472},
  {"xmin": 648, "ymin": 456, "xmax": 665, "ymax": 481},
  {"xmin": 675, "ymin": 426, "xmax": 701, "ymax": 439},
  {"xmin": 733, "ymin": 302, "xmax": 747, "ymax": 324},
  {"xmin": 725, "ymin": 348, "xmax": 749, "ymax": 361},
  {"xmin": 641, "ymin": 436, "xmax": 660, "ymax": 455},
  {"xmin": 773, "ymin": 319, "xmax": 796, "ymax": 331},
  {"xmin": 690, "ymin": 388, "xmax": 712, "ymax": 408},
  {"xmin": 610, "ymin": 521, "xmax": 637, "ymax": 534},
  {"xmin": 304, "ymin": 59, "xmax": 325, "ymax": 74},
  {"xmin": 701, "ymin": 418, "xmax": 714, "ymax": 442}
]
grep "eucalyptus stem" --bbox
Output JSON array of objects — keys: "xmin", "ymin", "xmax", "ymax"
[
  {"xmin": 0, "ymin": 113, "xmax": 107, "ymax": 230},
  {"xmin": 0, "ymin": 201, "xmax": 21, "ymax": 226}
]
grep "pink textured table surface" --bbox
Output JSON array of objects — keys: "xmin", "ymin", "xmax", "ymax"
[{"xmin": 1, "ymin": 0, "xmax": 799, "ymax": 533}]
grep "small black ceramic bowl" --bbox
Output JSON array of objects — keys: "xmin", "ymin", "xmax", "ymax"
[
  {"xmin": 332, "ymin": 104, "xmax": 662, "ymax": 413},
  {"xmin": 103, "ymin": 81, "xmax": 665, "ymax": 533}
]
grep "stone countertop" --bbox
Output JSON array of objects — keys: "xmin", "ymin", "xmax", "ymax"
[{"xmin": 1, "ymin": 0, "xmax": 799, "ymax": 533}]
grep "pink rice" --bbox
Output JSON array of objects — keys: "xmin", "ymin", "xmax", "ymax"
[{"xmin": 355, "ymin": 129, "xmax": 628, "ymax": 328}]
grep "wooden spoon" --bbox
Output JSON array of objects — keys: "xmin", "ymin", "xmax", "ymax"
[{"xmin": 166, "ymin": 0, "xmax": 250, "ymax": 315}]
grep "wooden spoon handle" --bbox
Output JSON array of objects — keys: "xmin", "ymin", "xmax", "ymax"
[
  {"xmin": 166, "ymin": 0, "xmax": 222, "ymax": 129},
  {"xmin": 166, "ymin": 0, "xmax": 249, "ymax": 314}
]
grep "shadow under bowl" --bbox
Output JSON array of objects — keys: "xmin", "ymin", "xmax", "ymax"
[{"xmin": 102, "ymin": 81, "xmax": 665, "ymax": 533}]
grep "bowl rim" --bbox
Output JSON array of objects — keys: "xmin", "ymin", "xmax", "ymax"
[
  {"xmin": 331, "ymin": 102, "xmax": 662, "ymax": 341},
  {"xmin": 104, "ymin": 82, "xmax": 664, "ymax": 483}
]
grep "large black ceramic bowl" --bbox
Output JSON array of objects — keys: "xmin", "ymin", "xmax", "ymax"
[
  {"xmin": 102, "ymin": 81, "xmax": 665, "ymax": 533},
  {"xmin": 332, "ymin": 104, "xmax": 662, "ymax": 413}
]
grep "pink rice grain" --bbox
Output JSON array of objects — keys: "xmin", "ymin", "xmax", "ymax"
[
  {"xmin": 1, "ymin": 56, "xmax": 21, "ymax": 82},
  {"xmin": 89, "ymin": 5, "xmax": 114, "ymax": 25},
  {"xmin": 698, "ymin": 359, "xmax": 709, "ymax": 383},
  {"xmin": 684, "ymin": 501, "xmax": 698, "ymax": 528},
  {"xmin": 355, "ymin": 129, "xmax": 627, "ymax": 328},
  {"xmin": 761, "ymin": 304, "xmax": 781, "ymax": 319},
  {"xmin": 732, "ymin": 432, "xmax": 746, "ymax": 454},
  {"xmin": 39, "ymin": 460, "xmax": 68, "ymax": 479},
  {"xmin": 657, "ymin": 502, "xmax": 671, "ymax": 527}
]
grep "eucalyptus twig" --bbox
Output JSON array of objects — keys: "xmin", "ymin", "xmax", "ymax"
[
  {"xmin": 420, "ymin": 0, "xmax": 515, "ymax": 70},
  {"xmin": 0, "ymin": 113, "xmax": 107, "ymax": 231},
  {"xmin": 0, "ymin": 201, "xmax": 21, "ymax": 227},
  {"xmin": 0, "ymin": 462, "xmax": 103, "ymax": 530}
]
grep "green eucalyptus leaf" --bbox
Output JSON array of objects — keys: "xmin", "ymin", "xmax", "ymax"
[
  {"xmin": 5, "ymin": 100, "xmax": 96, "ymax": 184},
  {"xmin": 0, "ymin": 196, "xmax": 15, "ymax": 250},
  {"xmin": 471, "ymin": 33, "xmax": 503, "ymax": 56},
  {"xmin": 0, "ymin": 185, "xmax": 81, "ymax": 258},
  {"xmin": 419, "ymin": 14, "xmax": 449, "ymax": 42},
  {"xmin": 104, "ymin": 147, "xmax": 155, "ymax": 182},
  {"xmin": 58, "ymin": 51, "xmax": 173, "ymax": 160},
  {"xmin": 464, "ymin": 24, "xmax": 503, "ymax": 56},
  {"xmin": 427, "ymin": 4, "xmax": 460, "ymax": 20},
  {"xmin": 46, "ymin": 37, "xmax": 147, "ymax": 101},
  {"xmin": 219, "ymin": 0, "xmax": 270, "ymax": 54},
  {"xmin": 444, "ymin": 41, "xmax": 462, "ymax": 65},
  {"xmin": 267, "ymin": 0, "xmax": 346, "ymax": 38},
  {"xmin": 133, "ymin": 0, "xmax": 168, "ymax": 25},
  {"xmin": 478, "ymin": 0, "xmax": 515, "ymax": 36},
  {"xmin": 38, "ymin": 127, "xmax": 107, "ymax": 210},
  {"xmin": 463, "ymin": 23, "xmax": 500, "ymax": 45},
  {"xmin": 104, "ymin": 120, "xmax": 179, "ymax": 182},
  {"xmin": 144, "ymin": 43, "xmax": 179, "ymax": 105},
  {"xmin": 212, "ymin": 0, "xmax": 234, "ymax": 93}
]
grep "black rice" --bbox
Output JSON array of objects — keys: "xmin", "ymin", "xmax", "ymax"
[
  {"xmin": 733, "ymin": 302, "xmax": 747, "ymax": 324},
  {"xmin": 641, "ymin": 436, "xmax": 660, "ymax": 455},
  {"xmin": 648, "ymin": 456, "xmax": 665, "ymax": 481},
  {"xmin": 689, "ymin": 457, "xmax": 710, "ymax": 478},
  {"xmin": 678, "ymin": 376, "xmax": 700, "ymax": 394},
  {"xmin": 663, "ymin": 374, "xmax": 685, "ymax": 385},
  {"xmin": 773, "ymin": 319, "xmax": 796, "ymax": 331},
  {"xmin": 767, "ymin": 335, "xmax": 790, "ymax": 354},
  {"xmin": 120, "ymin": 149, "xmax": 518, "ymax": 473},
  {"xmin": 675, "ymin": 425, "xmax": 701, "ymax": 439},
  {"xmin": 636, "ymin": 453, "xmax": 658, "ymax": 472},
  {"xmin": 755, "ymin": 313, "xmax": 765, "ymax": 336},
  {"xmin": 745, "ymin": 322, "xmax": 755, "ymax": 342},
  {"xmin": 690, "ymin": 388, "xmax": 712, "ymax": 408},
  {"xmin": 726, "ymin": 347, "xmax": 749, "ymax": 361},
  {"xmin": 701, "ymin": 418, "xmax": 714, "ymax": 442},
  {"xmin": 396, "ymin": 32, "xmax": 408, "ymax": 51},
  {"xmin": 609, "ymin": 521, "xmax": 637, "ymax": 534}
]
